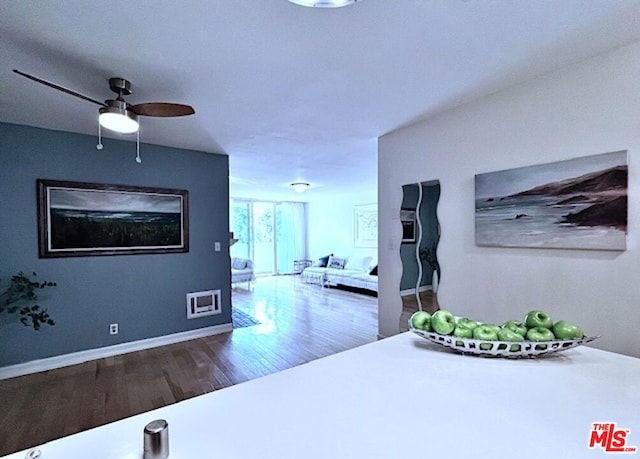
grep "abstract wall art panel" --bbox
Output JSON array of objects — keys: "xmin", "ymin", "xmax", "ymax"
[{"xmin": 354, "ymin": 203, "xmax": 378, "ymax": 248}]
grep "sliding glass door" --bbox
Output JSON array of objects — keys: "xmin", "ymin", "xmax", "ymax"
[
  {"xmin": 230, "ymin": 200, "xmax": 306, "ymax": 276},
  {"xmin": 252, "ymin": 202, "xmax": 275, "ymax": 275},
  {"xmin": 231, "ymin": 201, "xmax": 250, "ymax": 259}
]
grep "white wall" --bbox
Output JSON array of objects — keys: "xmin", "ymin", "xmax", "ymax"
[
  {"xmin": 307, "ymin": 190, "xmax": 377, "ymax": 262},
  {"xmin": 379, "ymin": 41, "xmax": 640, "ymax": 357}
]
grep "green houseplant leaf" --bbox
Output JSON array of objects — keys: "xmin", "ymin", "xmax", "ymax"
[{"xmin": 1, "ymin": 272, "xmax": 56, "ymax": 331}]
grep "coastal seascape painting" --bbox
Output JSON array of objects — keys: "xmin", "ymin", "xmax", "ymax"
[
  {"xmin": 38, "ymin": 179, "xmax": 189, "ymax": 257},
  {"xmin": 475, "ymin": 151, "xmax": 627, "ymax": 251}
]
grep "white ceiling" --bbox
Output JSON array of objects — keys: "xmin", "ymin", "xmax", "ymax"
[{"xmin": 2, "ymin": 1, "xmax": 640, "ymax": 202}]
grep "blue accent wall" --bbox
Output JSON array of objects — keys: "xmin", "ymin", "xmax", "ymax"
[{"xmin": 0, "ymin": 123, "xmax": 230, "ymax": 366}]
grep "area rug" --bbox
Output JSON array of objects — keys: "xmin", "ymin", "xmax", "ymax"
[{"xmin": 232, "ymin": 308, "xmax": 261, "ymax": 329}]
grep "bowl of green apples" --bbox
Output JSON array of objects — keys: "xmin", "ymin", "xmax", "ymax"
[{"xmin": 409, "ymin": 309, "xmax": 599, "ymax": 358}]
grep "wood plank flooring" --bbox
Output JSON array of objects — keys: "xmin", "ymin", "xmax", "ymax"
[
  {"xmin": 399, "ymin": 290, "xmax": 438, "ymax": 332},
  {"xmin": 0, "ymin": 276, "xmax": 378, "ymax": 456}
]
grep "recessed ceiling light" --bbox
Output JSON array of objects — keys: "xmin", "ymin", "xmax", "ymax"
[{"xmin": 288, "ymin": 0, "xmax": 360, "ymax": 8}]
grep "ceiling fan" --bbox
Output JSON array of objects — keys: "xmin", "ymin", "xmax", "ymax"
[{"xmin": 13, "ymin": 69, "xmax": 196, "ymax": 163}]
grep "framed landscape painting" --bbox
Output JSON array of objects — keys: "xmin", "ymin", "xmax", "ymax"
[
  {"xmin": 474, "ymin": 151, "xmax": 627, "ymax": 251},
  {"xmin": 37, "ymin": 179, "xmax": 189, "ymax": 258}
]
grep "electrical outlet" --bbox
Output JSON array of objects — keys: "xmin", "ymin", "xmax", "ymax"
[{"xmin": 109, "ymin": 323, "xmax": 118, "ymax": 335}]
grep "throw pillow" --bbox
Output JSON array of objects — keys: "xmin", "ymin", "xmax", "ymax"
[
  {"xmin": 318, "ymin": 254, "xmax": 332, "ymax": 267},
  {"xmin": 327, "ymin": 255, "xmax": 346, "ymax": 269},
  {"xmin": 369, "ymin": 265, "xmax": 378, "ymax": 276},
  {"xmin": 368, "ymin": 258, "xmax": 378, "ymax": 272},
  {"xmin": 345, "ymin": 255, "xmax": 373, "ymax": 272}
]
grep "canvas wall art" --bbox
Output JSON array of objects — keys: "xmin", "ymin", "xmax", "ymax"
[
  {"xmin": 354, "ymin": 203, "xmax": 378, "ymax": 248},
  {"xmin": 474, "ymin": 151, "xmax": 627, "ymax": 251},
  {"xmin": 38, "ymin": 179, "xmax": 189, "ymax": 257}
]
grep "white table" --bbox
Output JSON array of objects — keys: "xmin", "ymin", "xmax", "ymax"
[{"xmin": 5, "ymin": 332, "xmax": 640, "ymax": 458}]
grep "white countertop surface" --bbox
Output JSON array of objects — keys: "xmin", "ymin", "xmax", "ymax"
[{"xmin": 5, "ymin": 332, "xmax": 639, "ymax": 458}]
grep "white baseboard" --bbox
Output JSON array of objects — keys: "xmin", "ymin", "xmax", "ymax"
[
  {"xmin": 400, "ymin": 285, "xmax": 433, "ymax": 297},
  {"xmin": 0, "ymin": 322, "xmax": 233, "ymax": 381}
]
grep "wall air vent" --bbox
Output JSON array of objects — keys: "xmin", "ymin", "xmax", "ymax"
[{"xmin": 186, "ymin": 290, "xmax": 221, "ymax": 319}]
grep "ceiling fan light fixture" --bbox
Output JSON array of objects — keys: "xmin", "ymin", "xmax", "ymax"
[
  {"xmin": 99, "ymin": 104, "xmax": 139, "ymax": 134},
  {"xmin": 288, "ymin": 0, "xmax": 360, "ymax": 8},
  {"xmin": 291, "ymin": 182, "xmax": 310, "ymax": 193}
]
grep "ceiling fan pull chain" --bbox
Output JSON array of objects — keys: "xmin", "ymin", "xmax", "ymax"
[
  {"xmin": 135, "ymin": 127, "xmax": 142, "ymax": 163},
  {"xmin": 96, "ymin": 121, "xmax": 103, "ymax": 150}
]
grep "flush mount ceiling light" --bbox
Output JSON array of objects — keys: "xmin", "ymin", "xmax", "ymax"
[
  {"xmin": 291, "ymin": 182, "xmax": 310, "ymax": 193},
  {"xmin": 288, "ymin": 0, "xmax": 360, "ymax": 8}
]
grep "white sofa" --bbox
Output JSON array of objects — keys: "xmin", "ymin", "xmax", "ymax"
[
  {"xmin": 231, "ymin": 257, "xmax": 255, "ymax": 287},
  {"xmin": 301, "ymin": 255, "xmax": 378, "ymax": 293}
]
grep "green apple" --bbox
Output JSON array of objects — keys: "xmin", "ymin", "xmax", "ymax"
[
  {"xmin": 453, "ymin": 325, "xmax": 473, "ymax": 346},
  {"xmin": 456, "ymin": 317, "xmax": 479, "ymax": 330},
  {"xmin": 431, "ymin": 310, "xmax": 456, "ymax": 335},
  {"xmin": 524, "ymin": 310, "xmax": 553, "ymax": 329},
  {"xmin": 526, "ymin": 326, "xmax": 555, "ymax": 341},
  {"xmin": 502, "ymin": 320, "xmax": 527, "ymax": 337},
  {"xmin": 483, "ymin": 324, "xmax": 501, "ymax": 335},
  {"xmin": 473, "ymin": 324, "xmax": 498, "ymax": 350},
  {"xmin": 498, "ymin": 328, "xmax": 525, "ymax": 352},
  {"xmin": 552, "ymin": 320, "xmax": 583, "ymax": 340},
  {"xmin": 473, "ymin": 325, "xmax": 499, "ymax": 340},
  {"xmin": 526, "ymin": 327, "xmax": 555, "ymax": 351},
  {"xmin": 453, "ymin": 325, "xmax": 473, "ymax": 338},
  {"xmin": 498, "ymin": 328, "xmax": 525, "ymax": 342},
  {"xmin": 410, "ymin": 311, "xmax": 432, "ymax": 331}
]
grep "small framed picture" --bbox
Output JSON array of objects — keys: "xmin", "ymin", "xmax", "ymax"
[{"xmin": 400, "ymin": 209, "xmax": 416, "ymax": 243}]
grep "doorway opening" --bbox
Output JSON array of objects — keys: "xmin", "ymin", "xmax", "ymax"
[{"xmin": 230, "ymin": 199, "xmax": 306, "ymax": 276}]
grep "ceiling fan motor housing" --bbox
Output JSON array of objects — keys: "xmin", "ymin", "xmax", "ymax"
[
  {"xmin": 103, "ymin": 99, "xmax": 131, "ymax": 111},
  {"xmin": 108, "ymin": 77, "xmax": 132, "ymax": 98}
]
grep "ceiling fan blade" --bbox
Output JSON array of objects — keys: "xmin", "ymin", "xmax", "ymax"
[
  {"xmin": 129, "ymin": 103, "xmax": 195, "ymax": 117},
  {"xmin": 13, "ymin": 69, "xmax": 106, "ymax": 107}
]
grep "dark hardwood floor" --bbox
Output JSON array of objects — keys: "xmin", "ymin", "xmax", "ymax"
[
  {"xmin": 0, "ymin": 276, "xmax": 378, "ymax": 456},
  {"xmin": 399, "ymin": 289, "xmax": 438, "ymax": 333}
]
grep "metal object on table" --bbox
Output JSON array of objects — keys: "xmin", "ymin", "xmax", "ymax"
[{"xmin": 143, "ymin": 419, "xmax": 169, "ymax": 459}]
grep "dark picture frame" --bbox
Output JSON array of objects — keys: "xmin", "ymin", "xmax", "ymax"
[
  {"xmin": 37, "ymin": 179, "xmax": 189, "ymax": 258},
  {"xmin": 400, "ymin": 208, "xmax": 416, "ymax": 243}
]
